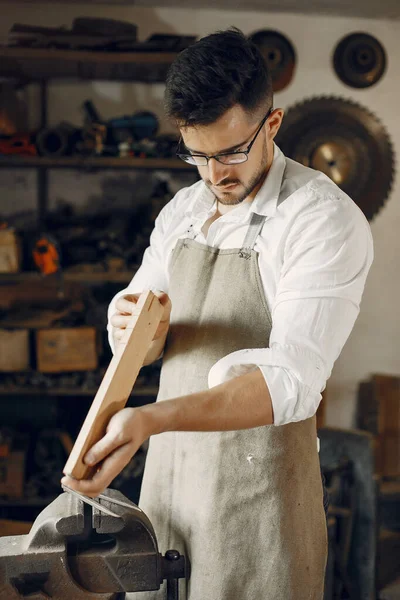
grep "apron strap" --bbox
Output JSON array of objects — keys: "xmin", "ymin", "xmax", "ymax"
[{"xmin": 239, "ymin": 213, "xmax": 267, "ymax": 259}]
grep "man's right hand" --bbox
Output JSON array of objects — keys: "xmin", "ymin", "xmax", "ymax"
[{"xmin": 110, "ymin": 291, "xmax": 172, "ymax": 362}]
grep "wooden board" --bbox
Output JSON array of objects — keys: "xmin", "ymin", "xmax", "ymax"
[
  {"xmin": 0, "ymin": 47, "xmax": 179, "ymax": 83},
  {"xmin": 63, "ymin": 290, "xmax": 163, "ymax": 480},
  {"xmin": 0, "ymin": 279, "xmax": 85, "ymax": 311},
  {"xmin": 2, "ymin": 300, "xmax": 84, "ymax": 329},
  {"xmin": 36, "ymin": 327, "xmax": 98, "ymax": 372}
]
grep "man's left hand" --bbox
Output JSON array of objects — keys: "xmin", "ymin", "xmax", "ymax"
[{"xmin": 61, "ymin": 407, "xmax": 152, "ymax": 498}]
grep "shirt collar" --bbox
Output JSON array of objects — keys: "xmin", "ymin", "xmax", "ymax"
[
  {"xmin": 184, "ymin": 142, "xmax": 286, "ymax": 222},
  {"xmin": 249, "ymin": 143, "xmax": 286, "ymax": 217}
]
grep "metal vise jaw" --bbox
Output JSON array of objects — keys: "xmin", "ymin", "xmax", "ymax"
[{"xmin": 0, "ymin": 488, "xmax": 186, "ymax": 599}]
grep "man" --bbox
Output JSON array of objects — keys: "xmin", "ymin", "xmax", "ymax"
[{"xmin": 62, "ymin": 28, "xmax": 373, "ymax": 599}]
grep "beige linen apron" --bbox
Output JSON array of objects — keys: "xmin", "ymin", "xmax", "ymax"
[{"xmin": 134, "ymin": 212, "xmax": 327, "ymax": 600}]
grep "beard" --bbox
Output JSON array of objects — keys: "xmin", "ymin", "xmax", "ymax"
[{"xmin": 203, "ymin": 143, "xmax": 269, "ymax": 206}]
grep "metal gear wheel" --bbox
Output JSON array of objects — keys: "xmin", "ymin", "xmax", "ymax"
[
  {"xmin": 275, "ymin": 96, "xmax": 395, "ymax": 221},
  {"xmin": 333, "ymin": 32, "xmax": 387, "ymax": 88},
  {"xmin": 248, "ymin": 30, "xmax": 296, "ymax": 92}
]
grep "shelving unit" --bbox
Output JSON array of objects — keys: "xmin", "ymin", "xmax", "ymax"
[
  {"xmin": 0, "ymin": 496, "xmax": 56, "ymax": 508},
  {"xmin": 0, "ymin": 45, "xmax": 188, "ymax": 517},
  {"xmin": 0, "ymin": 156, "xmax": 192, "ymax": 170},
  {"xmin": 0, "ymin": 45, "xmax": 196, "ymax": 222},
  {"xmin": 0, "ymin": 386, "xmax": 159, "ymax": 397},
  {"xmin": 0, "ymin": 270, "xmax": 134, "ymax": 283},
  {"xmin": 0, "ymin": 47, "xmax": 181, "ymax": 83}
]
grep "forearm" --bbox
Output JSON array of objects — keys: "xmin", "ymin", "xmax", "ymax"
[
  {"xmin": 61, "ymin": 368, "xmax": 273, "ymax": 497},
  {"xmin": 140, "ymin": 368, "xmax": 274, "ymax": 435}
]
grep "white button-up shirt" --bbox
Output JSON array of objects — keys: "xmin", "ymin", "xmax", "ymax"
[{"xmin": 107, "ymin": 144, "xmax": 373, "ymax": 426}]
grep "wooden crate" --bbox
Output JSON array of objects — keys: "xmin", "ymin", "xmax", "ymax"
[
  {"xmin": 36, "ymin": 327, "xmax": 98, "ymax": 373},
  {"xmin": 373, "ymin": 375, "xmax": 400, "ymax": 478},
  {"xmin": 316, "ymin": 389, "xmax": 327, "ymax": 429},
  {"xmin": 0, "ymin": 328, "xmax": 29, "ymax": 372},
  {"xmin": 0, "ymin": 229, "xmax": 21, "ymax": 273},
  {"xmin": 357, "ymin": 374, "xmax": 400, "ymax": 478},
  {"xmin": 0, "ymin": 451, "xmax": 25, "ymax": 498},
  {"xmin": 0, "ymin": 519, "xmax": 32, "ymax": 536}
]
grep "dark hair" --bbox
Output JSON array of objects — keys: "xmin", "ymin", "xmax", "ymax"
[{"xmin": 164, "ymin": 27, "xmax": 273, "ymax": 127}]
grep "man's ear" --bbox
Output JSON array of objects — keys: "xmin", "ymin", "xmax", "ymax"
[{"xmin": 267, "ymin": 109, "xmax": 285, "ymax": 141}]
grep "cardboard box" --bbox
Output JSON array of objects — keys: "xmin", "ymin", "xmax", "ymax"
[
  {"xmin": 378, "ymin": 433, "xmax": 400, "ymax": 478},
  {"xmin": 36, "ymin": 327, "xmax": 98, "ymax": 373},
  {"xmin": 0, "ymin": 519, "xmax": 32, "ymax": 536},
  {"xmin": 358, "ymin": 375, "xmax": 400, "ymax": 478},
  {"xmin": 0, "ymin": 451, "xmax": 25, "ymax": 498},
  {"xmin": 0, "ymin": 329, "xmax": 29, "ymax": 372},
  {"xmin": 0, "ymin": 229, "xmax": 21, "ymax": 273}
]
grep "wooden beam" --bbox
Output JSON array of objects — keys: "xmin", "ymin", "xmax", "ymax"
[
  {"xmin": 63, "ymin": 290, "xmax": 163, "ymax": 480},
  {"xmin": 0, "ymin": 156, "xmax": 193, "ymax": 170}
]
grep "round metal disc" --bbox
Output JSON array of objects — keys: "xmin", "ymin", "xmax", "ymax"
[
  {"xmin": 248, "ymin": 30, "xmax": 296, "ymax": 92},
  {"xmin": 275, "ymin": 96, "xmax": 395, "ymax": 221},
  {"xmin": 333, "ymin": 32, "xmax": 387, "ymax": 88}
]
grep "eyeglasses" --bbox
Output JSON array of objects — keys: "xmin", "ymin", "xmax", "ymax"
[{"xmin": 176, "ymin": 108, "xmax": 273, "ymax": 167}]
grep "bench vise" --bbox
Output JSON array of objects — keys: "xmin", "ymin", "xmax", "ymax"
[{"xmin": 0, "ymin": 488, "xmax": 186, "ymax": 599}]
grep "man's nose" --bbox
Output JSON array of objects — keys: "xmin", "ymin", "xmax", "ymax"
[{"xmin": 207, "ymin": 158, "xmax": 230, "ymax": 186}]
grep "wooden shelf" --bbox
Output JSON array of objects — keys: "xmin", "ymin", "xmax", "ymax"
[
  {"xmin": 0, "ymin": 46, "xmax": 180, "ymax": 83},
  {"xmin": 0, "ymin": 271, "xmax": 134, "ymax": 284},
  {"xmin": 0, "ymin": 156, "xmax": 193, "ymax": 170},
  {"xmin": 0, "ymin": 386, "xmax": 159, "ymax": 397},
  {"xmin": 0, "ymin": 496, "xmax": 56, "ymax": 507}
]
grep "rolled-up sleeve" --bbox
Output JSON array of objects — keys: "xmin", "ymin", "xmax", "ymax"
[{"xmin": 208, "ymin": 194, "xmax": 374, "ymax": 425}]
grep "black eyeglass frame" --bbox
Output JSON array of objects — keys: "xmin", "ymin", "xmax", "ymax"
[{"xmin": 176, "ymin": 107, "xmax": 274, "ymax": 166}]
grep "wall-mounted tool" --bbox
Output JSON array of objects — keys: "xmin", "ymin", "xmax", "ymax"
[
  {"xmin": 333, "ymin": 32, "xmax": 386, "ymax": 89},
  {"xmin": 248, "ymin": 29, "xmax": 296, "ymax": 92},
  {"xmin": 275, "ymin": 96, "xmax": 395, "ymax": 221}
]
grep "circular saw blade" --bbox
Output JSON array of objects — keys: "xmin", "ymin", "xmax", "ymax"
[
  {"xmin": 248, "ymin": 30, "xmax": 296, "ymax": 92},
  {"xmin": 275, "ymin": 96, "xmax": 395, "ymax": 221},
  {"xmin": 333, "ymin": 32, "xmax": 387, "ymax": 88}
]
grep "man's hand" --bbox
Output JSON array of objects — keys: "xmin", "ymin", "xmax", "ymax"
[
  {"xmin": 111, "ymin": 290, "xmax": 171, "ymax": 364},
  {"xmin": 61, "ymin": 407, "xmax": 153, "ymax": 498}
]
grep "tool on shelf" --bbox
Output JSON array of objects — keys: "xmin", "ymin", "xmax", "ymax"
[
  {"xmin": 32, "ymin": 233, "xmax": 60, "ymax": 276},
  {"xmin": 32, "ymin": 232, "xmax": 65, "ymax": 298}
]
